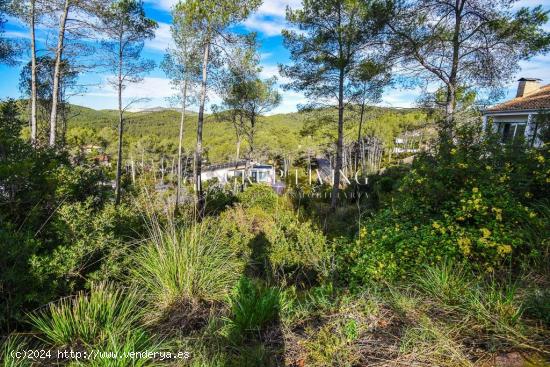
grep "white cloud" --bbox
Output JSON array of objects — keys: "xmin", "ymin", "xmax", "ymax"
[
  {"xmin": 79, "ymin": 76, "xmax": 226, "ymax": 111},
  {"xmin": 3, "ymin": 30, "xmax": 32, "ymax": 40},
  {"xmin": 269, "ymin": 89, "xmax": 307, "ymax": 114},
  {"xmin": 260, "ymin": 52, "xmax": 272, "ymax": 60},
  {"xmin": 145, "ymin": 22, "xmax": 174, "ymax": 51},
  {"xmin": 243, "ymin": 0, "xmax": 302, "ymax": 37},
  {"xmin": 259, "ymin": 64, "xmax": 289, "ymax": 82},
  {"xmin": 517, "ymin": 54, "xmax": 550, "ymax": 82},
  {"xmin": 88, "ymin": 77, "xmax": 174, "ymax": 99},
  {"xmin": 378, "ymin": 90, "xmax": 419, "ymax": 108},
  {"xmin": 143, "ymin": 0, "xmax": 178, "ymax": 11},
  {"xmin": 256, "ymin": 0, "xmax": 302, "ymax": 17},
  {"xmin": 243, "ymin": 14, "xmax": 286, "ymax": 37}
]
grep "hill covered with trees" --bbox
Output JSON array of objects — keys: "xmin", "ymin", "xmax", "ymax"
[{"xmin": 1, "ymin": 0, "xmax": 549, "ymax": 365}]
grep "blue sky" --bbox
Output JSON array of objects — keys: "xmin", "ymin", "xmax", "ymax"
[{"xmin": 1, "ymin": 0, "xmax": 549, "ymax": 114}]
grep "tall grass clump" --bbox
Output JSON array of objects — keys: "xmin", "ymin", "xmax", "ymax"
[
  {"xmin": 399, "ymin": 316, "xmax": 472, "ymax": 367},
  {"xmin": 226, "ymin": 277, "xmax": 280, "ymax": 337},
  {"xmin": 1, "ymin": 336, "xmax": 32, "ymax": 367},
  {"xmin": 29, "ymin": 283, "xmax": 144, "ymax": 348},
  {"xmin": 133, "ymin": 221, "xmax": 243, "ymax": 321},
  {"xmin": 415, "ymin": 260, "xmax": 472, "ymax": 307}
]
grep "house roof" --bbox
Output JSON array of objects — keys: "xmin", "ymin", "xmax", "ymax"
[
  {"xmin": 203, "ymin": 160, "xmax": 247, "ymax": 172},
  {"xmin": 487, "ymin": 84, "xmax": 550, "ymax": 113},
  {"xmin": 202, "ymin": 161, "xmax": 273, "ymax": 172}
]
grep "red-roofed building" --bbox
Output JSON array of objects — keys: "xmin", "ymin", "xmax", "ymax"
[{"xmin": 483, "ymin": 78, "xmax": 550, "ymax": 147}]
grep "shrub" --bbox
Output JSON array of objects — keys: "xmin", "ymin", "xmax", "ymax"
[
  {"xmin": 29, "ymin": 199, "xmax": 146, "ymax": 292},
  {"xmin": 237, "ymin": 184, "xmax": 279, "ymax": 211},
  {"xmin": 132, "ymin": 222, "xmax": 243, "ymax": 321},
  {"xmin": 29, "ymin": 283, "xmax": 143, "ymax": 348},
  {"xmin": 227, "ymin": 277, "xmax": 281, "ymax": 337},
  {"xmin": 217, "ymin": 204, "xmax": 330, "ymax": 285},
  {"xmin": 523, "ymin": 288, "xmax": 550, "ymax": 327},
  {"xmin": 302, "ymin": 319, "xmax": 361, "ymax": 367},
  {"xmin": 339, "ymin": 124, "xmax": 549, "ymax": 283}
]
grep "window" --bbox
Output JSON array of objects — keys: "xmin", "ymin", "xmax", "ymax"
[
  {"xmin": 250, "ymin": 170, "xmax": 270, "ymax": 183},
  {"xmin": 497, "ymin": 122, "xmax": 526, "ymax": 143}
]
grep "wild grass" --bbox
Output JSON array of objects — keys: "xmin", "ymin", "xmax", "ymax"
[
  {"xmin": 302, "ymin": 319, "xmax": 361, "ymax": 367},
  {"xmin": 132, "ymin": 221, "xmax": 243, "ymax": 323},
  {"xmin": 399, "ymin": 315, "xmax": 473, "ymax": 367},
  {"xmin": 1, "ymin": 336, "xmax": 32, "ymax": 367},
  {"xmin": 415, "ymin": 260, "xmax": 472, "ymax": 307},
  {"xmin": 226, "ymin": 277, "xmax": 280, "ymax": 337},
  {"xmin": 29, "ymin": 282, "xmax": 144, "ymax": 348}
]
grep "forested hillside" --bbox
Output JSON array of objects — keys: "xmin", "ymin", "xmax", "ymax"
[
  {"xmin": 1, "ymin": 0, "xmax": 549, "ymax": 365},
  {"xmin": 48, "ymin": 104, "xmax": 428, "ymax": 164}
]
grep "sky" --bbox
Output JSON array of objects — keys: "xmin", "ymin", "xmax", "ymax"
[{"xmin": 1, "ymin": 0, "xmax": 549, "ymax": 114}]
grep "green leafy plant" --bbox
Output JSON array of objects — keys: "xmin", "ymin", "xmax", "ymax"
[
  {"xmin": 227, "ymin": 277, "xmax": 280, "ymax": 336},
  {"xmin": 415, "ymin": 261, "xmax": 472, "ymax": 307},
  {"xmin": 28, "ymin": 283, "xmax": 157, "ymax": 352},
  {"xmin": 132, "ymin": 221, "xmax": 243, "ymax": 321}
]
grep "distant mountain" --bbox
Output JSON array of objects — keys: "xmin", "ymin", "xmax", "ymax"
[
  {"xmin": 14, "ymin": 100, "xmax": 427, "ymax": 164},
  {"xmin": 131, "ymin": 106, "xmax": 176, "ymax": 113}
]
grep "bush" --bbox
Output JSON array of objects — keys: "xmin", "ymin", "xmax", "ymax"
[
  {"xmin": 217, "ymin": 204, "xmax": 330, "ymax": 285},
  {"xmin": 28, "ymin": 283, "xmax": 155, "ymax": 351},
  {"xmin": 0, "ymin": 100, "xmax": 115, "ymax": 332},
  {"xmin": 237, "ymin": 184, "xmax": 279, "ymax": 211},
  {"xmin": 302, "ymin": 318, "xmax": 361, "ymax": 367},
  {"xmin": 30, "ymin": 199, "xmax": 145, "ymax": 291},
  {"xmin": 227, "ymin": 277, "xmax": 280, "ymax": 337},
  {"xmin": 339, "ymin": 124, "xmax": 550, "ymax": 283},
  {"xmin": 132, "ymin": 221, "xmax": 243, "ymax": 321}
]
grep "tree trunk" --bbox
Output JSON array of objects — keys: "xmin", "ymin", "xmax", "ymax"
[
  {"xmin": 175, "ymin": 78, "xmax": 188, "ymax": 210},
  {"xmin": 444, "ymin": 85, "xmax": 456, "ymax": 135},
  {"xmin": 235, "ymin": 135, "xmax": 241, "ymax": 163},
  {"xmin": 114, "ymin": 33, "xmax": 123, "ymax": 206},
  {"xmin": 49, "ymin": 0, "xmax": 70, "ymax": 147},
  {"xmin": 443, "ymin": 0, "xmax": 463, "ymax": 137},
  {"xmin": 356, "ymin": 98, "xmax": 366, "ymax": 172},
  {"xmin": 248, "ymin": 112, "xmax": 256, "ymax": 160},
  {"xmin": 115, "ymin": 85, "xmax": 123, "ymax": 205},
  {"xmin": 331, "ymin": 68, "xmax": 345, "ymax": 210},
  {"xmin": 30, "ymin": 0, "xmax": 37, "ymax": 145},
  {"xmin": 195, "ymin": 40, "xmax": 210, "ymax": 216}
]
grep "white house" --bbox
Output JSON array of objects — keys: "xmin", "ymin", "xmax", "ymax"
[
  {"xmin": 483, "ymin": 78, "xmax": 550, "ymax": 147},
  {"xmin": 201, "ymin": 160, "xmax": 276, "ymax": 185}
]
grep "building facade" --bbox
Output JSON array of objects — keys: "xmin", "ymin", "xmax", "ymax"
[{"xmin": 483, "ymin": 78, "xmax": 550, "ymax": 147}]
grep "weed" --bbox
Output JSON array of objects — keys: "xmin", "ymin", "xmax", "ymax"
[
  {"xmin": 416, "ymin": 260, "xmax": 472, "ymax": 307},
  {"xmin": 226, "ymin": 278, "xmax": 280, "ymax": 337},
  {"xmin": 132, "ymin": 221, "xmax": 243, "ymax": 323},
  {"xmin": 29, "ymin": 283, "xmax": 144, "ymax": 348}
]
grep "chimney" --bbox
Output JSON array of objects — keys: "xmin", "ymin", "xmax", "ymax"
[{"xmin": 516, "ymin": 77, "xmax": 541, "ymax": 98}]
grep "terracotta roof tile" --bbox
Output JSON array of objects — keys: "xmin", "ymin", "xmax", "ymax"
[{"xmin": 487, "ymin": 84, "xmax": 550, "ymax": 112}]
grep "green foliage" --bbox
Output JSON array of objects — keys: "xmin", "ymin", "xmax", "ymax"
[
  {"xmin": 227, "ymin": 277, "xmax": 280, "ymax": 336},
  {"xmin": 132, "ymin": 221, "xmax": 243, "ymax": 319},
  {"xmin": 218, "ymin": 198, "xmax": 330, "ymax": 285},
  {"xmin": 523, "ymin": 288, "xmax": 550, "ymax": 327},
  {"xmin": 236, "ymin": 184, "xmax": 278, "ymax": 211},
  {"xmin": 30, "ymin": 199, "xmax": 145, "ymax": 290},
  {"xmin": 1, "ymin": 336, "xmax": 32, "ymax": 367},
  {"xmin": 340, "ymin": 123, "xmax": 550, "ymax": 283},
  {"xmin": 29, "ymin": 283, "xmax": 152, "ymax": 349},
  {"xmin": 0, "ymin": 100, "xmax": 114, "ymax": 331},
  {"xmin": 415, "ymin": 261, "xmax": 472, "ymax": 307},
  {"xmin": 302, "ymin": 318, "xmax": 361, "ymax": 367}
]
